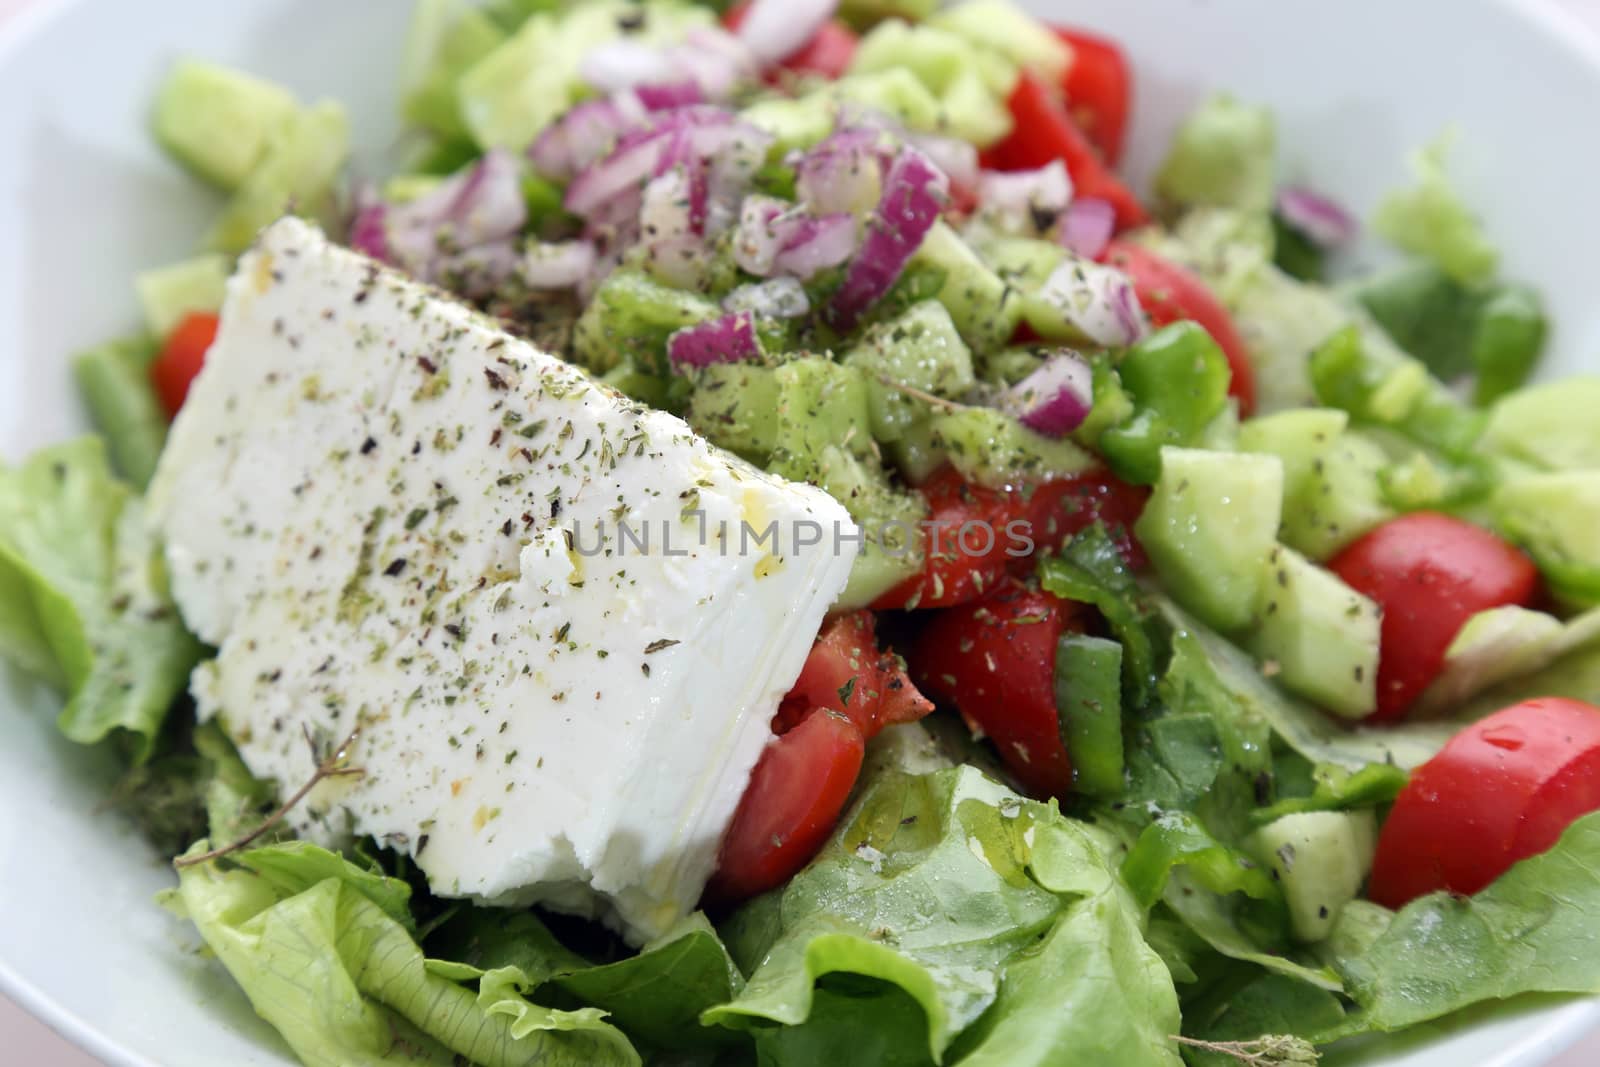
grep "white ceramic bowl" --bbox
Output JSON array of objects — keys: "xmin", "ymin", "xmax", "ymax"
[{"xmin": 3, "ymin": 1, "xmax": 1600, "ymax": 1064}]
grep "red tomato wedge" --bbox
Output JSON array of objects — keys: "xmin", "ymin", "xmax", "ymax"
[
  {"xmin": 1369, "ymin": 698, "xmax": 1600, "ymax": 908},
  {"xmin": 908, "ymin": 580, "xmax": 1083, "ymax": 799},
  {"xmin": 1329, "ymin": 513, "xmax": 1540, "ymax": 721},
  {"xmin": 1014, "ymin": 467, "xmax": 1150, "ymax": 572},
  {"xmin": 150, "ymin": 311, "xmax": 220, "ymax": 419},
  {"xmin": 708, "ymin": 708, "xmax": 865, "ymax": 903},
  {"xmin": 982, "ymin": 71, "xmax": 1147, "ymax": 231},
  {"xmin": 721, "ymin": 3, "xmax": 858, "ymax": 79},
  {"xmin": 871, "ymin": 469, "xmax": 1022, "ymax": 611},
  {"xmin": 775, "ymin": 611, "xmax": 933, "ymax": 738},
  {"xmin": 1102, "ymin": 241, "xmax": 1256, "ymax": 417},
  {"xmin": 1053, "ymin": 28, "xmax": 1132, "ymax": 167},
  {"xmin": 873, "ymin": 467, "xmax": 1149, "ymax": 612}
]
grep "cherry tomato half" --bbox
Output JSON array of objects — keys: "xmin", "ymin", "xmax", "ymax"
[
  {"xmin": 708, "ymin": 707, "xmax": 865, "ymax": 903},
  {"xmin": 1329, "ymin": 513, "xmax": 1539, "ymax": 721},
  {"xmin": 1053, "ymin": 27, "xmax": 1132, "ymax": 167},
  {"xmin": 775, "ymin": 611, "xmax": 933, "ymax": 739},
  {"xmin": 150, "ymin": 311, "xmax": 220, "ymax": 420},
  {"xmin": 981, "ymin": 71, "xmax": 1147, "ymax": 231},
  {"xmin": 909, "ymin": 579, "xmax": 1084, "ymax": 799},
  {"xmin": 1369, "ymin": 698, "xmax": 1600, "ymax": 907},
  {"xmin": 873, "ymin": 467, "xmax": 1149, "ymax": 612}
]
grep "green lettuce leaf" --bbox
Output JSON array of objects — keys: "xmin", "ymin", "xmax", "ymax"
[
  {"xmin": 1374, "ymin": 136, "xmax": 1499, "ymax": 286},
  {"xmin": 0, "ymin": 437, "xmax": 202, "ymax": 760},
  {"xmin": 1191, "ymin": 813, "xmax": 1600, "ymax": 1053},
  {"xmin": 429, "ymin": 907, "xmax": 744, "ymax": 1053},
  {"xmin": 1152, "ymin": 597, "xmax": 1459, "ymax": 772},
  {"xmin": 1315, "ymin": 811, "xmax": 1600, "ymax": 1041},
  {"xmin": 707, "ymin": 765, "xmax": 1183, "ymax": 1067},
  {"xmin": 176, "ymin": 841, "xmax": 641, "ymax": 1067}
]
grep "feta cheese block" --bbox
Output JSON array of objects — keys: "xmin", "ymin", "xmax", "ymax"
[{"xmin": 147, "ymin": 217, "xmax": 858, "ymax": 941}]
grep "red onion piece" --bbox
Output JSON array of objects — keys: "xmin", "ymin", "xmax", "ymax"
[
  {"xmin": 978, "ymin": 160, "xmax": 1073, "ymax": 233},
  {"xmin": 640, "ymin": 169, "xmax": 697, "ymax": 249},
  {"xmin": 1057, "ymin": 196, "xmax": 1116, "ymax": 259},
  {"xmin": 435, "ymin": 240, "xmax": 521, "ymax": 299},
  {"xmin": 565, "ymin": 109, "xmax": 762, "ymax": 220},
  {"xmin": 528, "ymin": 93, "xmax": 649, "ymax": 182},
  {"xmin": 1277, "ymin": 185, "xmax": 1358, "ymax": 248},
  {"xmin": 732, "ymin": 196, "xmax": 792, "ymax": 276},
  {"xmin": 634, "ymin": 81, "xmax": 704, "ymax": 110},
  {"xmin": 826, "ymin": 147, "xmax": 949, "ymax": 331},
  {"xmin": 677, "ymin": 27, "xmax": 761, "ymax": 98},
  {"xmin": 736, "ymin": 0, "xmax": 838, "ymax": 63},
  {"xmin": 1037, "ymin": 258, "xmax": 1148, "ymax": 347},
  {"xmin": 772, "ymin": 212, "xmax": 857, "ymax": 279},
  {"xmin": 668, "ymin": 311, "xmax": 764, "ymax": 368},
  {"xmin": 370, "ymin": 150, "xmax": 528, "ymax": 293},
  {"xmin": 581, "ymin": 39, "xmax": 679, "ymax": 93},
  {"xmin": 521, "ymin": 241, "xmax": 597, "ymax": 289},
  {"xmin": 907, "ymin": 132, "xmax": 980, "ymax": 192},
  {"xmin": 1008, "ymin": 353, "xmax": 1094, "ymax": 438},
  {"xmin": 349, "ymin": 195, "xmax": 391, "ymax": 262},
  {"xmin": 793, "ymin": 127, "xmax": 885, "ymax": 216},
  {"xmin": 724, "ymin": 277, "xmax": 811, "ymax": 319}
]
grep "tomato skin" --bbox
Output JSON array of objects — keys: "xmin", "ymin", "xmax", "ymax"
[
  {"xmin": 908, "ymin": 580, "xmax": 1083, "ymax": 799},
  {"xmin": 708, "ymin": 708, "xmax": 866, "ymax": 903},
  {"xmin": 873, "ymin": 467, "xmax": 1149, "ymax": 612},
  {"xmin": 872, "ymin": 469, "xmax": 1020, "ymax": 611},
  {"xmin": 1329, "ymin": 513, "xmax": 1540, "ymax": 721},
  {"xmin": 722, "ymin": 4, "xmax": 858, "ymax": 79},
  {"xmin": 1014, "ymin": 467, "xmax": 1150, "ymax": 571},
  {"xmin": 982, "ymin": 72, "xmax": 1147, "ymax": 231},
  {"xmin": 1053, "ymin": 28, "xmax": 1131, "ymax": 167},
  {"xmin": 1368, "ymin": 698, "xmax": 1600, "ymax": 908},
  {"xmin": 776, "ymin": 611, "xmax": 933, "ymax": 738},
  {"xmin": 149, "ymin": 312, "xmax": 220, "ymax": 419},
  {"xmin": 1102, "ymin": 241, "xmax": 1256, "ymax": 417}
]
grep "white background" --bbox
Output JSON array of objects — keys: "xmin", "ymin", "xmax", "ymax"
[{"xmin": 1, "ymin": 0, "xmax": 1599, "ymax": 1063}]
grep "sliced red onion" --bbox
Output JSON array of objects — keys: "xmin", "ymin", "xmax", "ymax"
[
  {"xmin": 434, "ymin": 240, "xmax": 521, "ymax": 299},
  {"xmin": 737, "ymin": 0, "xmax": 838, "ymax": 64},
  {"xmin": 1036, "ymin": 258, "xmax": 1148, "ymax": 347},
  {"xmin": 907, "ymin": 132, "xmax": 980, "ymax": 192},
  {"xmin": 565, "ymin": 108, "xmax": 754, "ymax": 219},
  {"xmin": 978, "ymin": 161, "xmax": 1073, "ymax": 234},
  {"xmin": 732, "ymin": 195, "xmax": 792, "ymax": 276},
  {"xmin": 653, "ymin": 128, "xmax": 710, "ymax": 234},
  {"xmin": 640, "ymin": 168, "xmax": 697, "ymax": 248},
  {"xmin": 772, "ymin": 211, "xmax": 857, "ymax": 279},
  {"xmin": 1277, "ymin": 185, "xmax": 1358, "ymax": 248},
  {"xmin": 528, "ymin": 93, "xmax": 650, "ymax": 182},
  {"xmin": 349, "ymin": 196, "xmax": 391, "ymax": 262},
  {"xmin": 448, "ymin": 149, "xmax": 528, "ymax": 246},
  {"xmin": 521, "ymin": 241, "xmax": 597, "ymax": 289},
  {"xmin": 367, "ymin": 150, "xmax": 528, "ymax": 293},
  {"xmin": 827, "ymin": 147, "xmax": 949, "ymax": 331},
  {"xmin": 1008, "ymin": 353, "xmax": 1094, "ymax": 438},
  {"xmin": 646, "ymin": 234, "xmax": 712, "ymax": 290},
  {"xmin": 634, "ymin": 81, "xmax": 704, "ymax": 110},
  {"xmin": 724, "ymin": 277, "xmax": 811, "ymax": 319},
  {"xmin": 1057, "ymin": 197, "xmax": 1116, "ymax": 259},
  {"xmin": 668, "ymin": 311, "xmax": 763, "ymax": 368},
  {"xmin": 793, "ymin": 127, "xmax": 885, "ymax": 215},
  {"xmin": 580, "ymin": 39, "xmax": 680, "ymax": 94},
  {"xmin": 677, "ymin": 27, "xmax": 760, "ymax": 99}
]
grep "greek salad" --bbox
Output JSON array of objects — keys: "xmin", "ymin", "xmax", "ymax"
[{"xmin": 7, "ymin": 1, "xmax": 1600, "ymax": 1065}]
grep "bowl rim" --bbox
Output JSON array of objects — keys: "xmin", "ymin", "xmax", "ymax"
[{"xmin": 3, "ymin": 0, "xmax": 1600, "ymax": 1065}]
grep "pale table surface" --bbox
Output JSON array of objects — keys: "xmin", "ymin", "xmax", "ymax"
[{"xmin": 4, "ymin": 0, "xmax": 1600, "ymax": 1062}]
